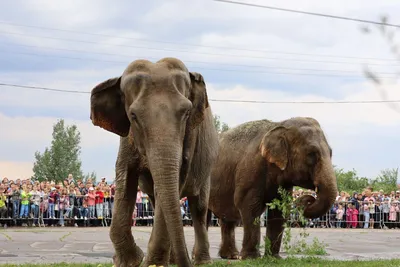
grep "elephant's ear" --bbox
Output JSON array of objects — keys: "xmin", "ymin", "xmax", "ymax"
[
  {"xmin": 188, "ymin": 72, "xmax": 209, "ymax": 129},
  {"xmin": 259, "ymin": 126, "xmax": 288, "ymax": 171},
  {"xmin": 90, "ymin": 77, "xmax": 130, "ymax": 137}
]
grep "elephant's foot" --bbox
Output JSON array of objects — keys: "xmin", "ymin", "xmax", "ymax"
[
  {"xmin": 143, "ymin": 251, "xmax": 171, "ymax": 267},
  {"xmin": 143, "ymin": 247, "xmax": 172, "ymax": 267},
  {"xmin": 142, "ymin": 259, "xmax": 169, "ymax": 267},
  {"xmin": 218, "ymin": 246, "xmax": 240, "ymax": 259},
  {"xmin": 112, "ymin": 245, "xmax": 144, "ymax": 267},
  {"xmin": 191, "ymin": 246, "xmax": 212, "ymax": 265},
  {"xmin": 169, "ymin": 249, "xmax": 176, "ymax": 265},
  {"xmin": 239, "ymin": 249, "xmax": 261, "ymax": 260},
  {"xmin": 193, "ymin": 256, "xmax": 212, "ymax": 266}
]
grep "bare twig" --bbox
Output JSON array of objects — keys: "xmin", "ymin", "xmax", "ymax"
[{"xmin": 361, "ymin": 15, "xmax": 400, "ymax": 113}]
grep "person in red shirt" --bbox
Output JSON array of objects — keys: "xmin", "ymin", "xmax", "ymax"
[
  {"xmin": 87, "ymin": 187, "xmax": 96, "ymax": 219},
  {"xmin": 95, "ymin": 186, "xmax": 104, "ymax": 219}
]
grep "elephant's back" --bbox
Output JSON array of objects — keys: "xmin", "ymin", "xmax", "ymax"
[{"xmin": 219, "ymin": 119, "xmax": 275, "ymax": 152}]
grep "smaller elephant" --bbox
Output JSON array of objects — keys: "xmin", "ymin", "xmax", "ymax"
[{"xmin": 208, "ymin": 117, "xmax": 337, "ymax": 259}]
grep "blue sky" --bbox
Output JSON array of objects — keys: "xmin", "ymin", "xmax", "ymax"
[{"xmin": 0, "ymin": 0, "xmax": 399, "ymax": 182}]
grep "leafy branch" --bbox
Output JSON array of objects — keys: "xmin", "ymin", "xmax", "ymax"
[{"xmin": 264, "ymin": 187, "xmax": 327, "ymax": 257}]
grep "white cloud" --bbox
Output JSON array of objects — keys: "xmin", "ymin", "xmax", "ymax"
[
  {"xmin": 208, "ymin": 80, "xmax": 400, "ymax": 128},
  {"xmin": 0, "ymin": 112, "xmax": 119, "ymax": 180}
]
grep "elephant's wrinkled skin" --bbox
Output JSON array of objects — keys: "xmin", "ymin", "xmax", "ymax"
[
  {"xmin": 90, "ymin": 57, "xmax": 219, "ymax": 267},
  {"xmin": 207, "ymin": 117, "xmax": 337, "ymax": 259}
]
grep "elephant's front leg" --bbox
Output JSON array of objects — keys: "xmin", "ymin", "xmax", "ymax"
[
  {"xmin": 143, "ymin": 193, "xmax": 172, "ymax": 267},
  {"xmin": 188, "ymin": 186, "xmax": 212, "ymax": 265},
  {"xmin": 265, "ymin": 207, "xmax": 284, "ymax": 258},
  {"xmin": 110, "ymin": 169, "xmax": 144, "ymax": 267},
  {"xmin": 218, "ymin": 219, "xmax": 239, "ymax": 259},
  {"xmin": 144, "ymin": 194, "xmax": 177, "ymax": 266}
]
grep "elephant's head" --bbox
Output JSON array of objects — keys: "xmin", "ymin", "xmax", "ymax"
[
  {"xmin": 89, "ymin": 57, "xmax": 209, "ymax": 254},
  {"xmin": 260, "ymin": 117, "xmax": 337, "ymax": 219}
]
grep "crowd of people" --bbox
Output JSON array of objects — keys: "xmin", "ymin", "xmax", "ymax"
[
  {"xmin": 0, "ymin": 175, "xmax": 193, "ymax": 228},
  {"xmin": 291, "ymin": 188, "xmax": 400, "ymax": 229},
  {"xmin": 1, "ymin": 175, "xmax": 400, "ymax": 229}
]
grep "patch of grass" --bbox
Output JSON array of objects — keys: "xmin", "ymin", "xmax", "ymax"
[
  {"xmin": 207, "ymin": 257, "xmax": 400, "ymax": 267},
  {"xmin": 2, "ymin": 258, "xmax": 400, "ymax": 267}
]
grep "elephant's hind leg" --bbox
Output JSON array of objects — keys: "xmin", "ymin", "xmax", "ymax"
[
  {"xmin": 218, "ymin": 220, "xmax": 239, "ymax": 259},
  {"xmin": 110, "ymin": 169, "xmax": 144, "ymax": 267},
  {"xmin": 237, "ymin": 192, "xmax": 263, "ymax": 260},
  {"xmin": 188, "ymin": 186, "xmax": 212, "ymax": 265}
]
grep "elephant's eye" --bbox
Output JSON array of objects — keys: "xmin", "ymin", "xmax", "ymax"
[
  {"xmin": 131, "ymin": 112, "xmax": 137, "ymax": 121},
  {"xmin": 306, "ymin": 151, "xmax": 318, "ymax": 165}
]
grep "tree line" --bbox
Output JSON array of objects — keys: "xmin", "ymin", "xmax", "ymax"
[
  {"xmin": 31, "ymin": 116, "xmax": 398, "ymax": 193},
  {"xmin": 334, "ymin": 166, "xmax": 399, "ymax": 194}
]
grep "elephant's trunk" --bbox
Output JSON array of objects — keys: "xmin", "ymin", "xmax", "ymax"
[
  {"xmin": 296, "ymin": 160, "xmax": 338, "ymax": 218},
  {"xmin": 147, "ymin": 140, "xmax": 191, "ymax": 266}
]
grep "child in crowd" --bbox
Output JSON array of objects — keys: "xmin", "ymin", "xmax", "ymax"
[
  {"xmin": 48, "ymin": 187, "xmax": 57, "ymax": 219},
  {"xmin": 389, "ymin": 201, "xmax": 399, "ymax": 229},
  {"xmin": 368, "ymin": 199, "xmax": 375, "ymax": 229},
  {"xmin": 95, "ymin": 186, "xmax": 104, "ymax": 220},
  {"xmin": 87, "ymin": 187, "xmax": 96, "ymax": 219},
  {"xmin": 30, "ymin": 185, "xmax": 41, "ymax": 226},
  {"xmin": 103, "ymin": 185, "xmax": 110, "ymax": 219},
  {"xmin": 0, "ymin": 186, "xmax": 6, "ymax": 224},
  {"xmin": 336, "ymin": 204, "xmax": 344, "ymax": 228},
  {"xmin": 11, "ymin": 184, "xmax": 21, "ymax": 219},
  {"xmin": 363, "ymin": 200, "xmax": 370, "ymax": 228},
  {"xmin": 351, "ymin": 203, "xmax": 359, "ymax": 228},
  {"xmin": 346, "ymin": 203, "xmax": 354, "ymax": 228},
  {"xmin": 81, "ymin": 194, "xmax": 89, "ymax": 220},
  {"xmin": 19, "ymin": 185, "xmax": 31, "ymax": 219},
  {"xmin": 382, "ymin": 199, "xmax": 390, "ymax": 228}
]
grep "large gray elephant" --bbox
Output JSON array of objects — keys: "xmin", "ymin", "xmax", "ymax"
[
  {"xmin": 207, "ymin": 117, "xmax": 337, "ymax": 259},
  {"xmin": 90, "ymin": 57, "xmax": 219, "ymax": 267}
]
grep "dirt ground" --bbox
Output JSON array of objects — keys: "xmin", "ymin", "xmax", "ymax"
[{"xmin": 1, "ymin": 227, "xmax": 400, "ymax": 264}]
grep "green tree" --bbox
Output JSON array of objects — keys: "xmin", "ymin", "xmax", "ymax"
[
  {"xmin": 370, "ymin": 168, "xmax": 399, "ymax": 193},
  {"xmin": 32, "ymin": 119, "xmax": 85, "ymax": 183},
  {"xmin": 334, "ymin": 166, "xmax": 370, "ymax": 193},
  {"xmin": 213, "ymin": 114, "xmax": 230, "ymax": 134}
]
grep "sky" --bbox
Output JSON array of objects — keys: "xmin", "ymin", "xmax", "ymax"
[{"xmin": 0, "ymin": 0, "xmax": 399, "ymax": 182}]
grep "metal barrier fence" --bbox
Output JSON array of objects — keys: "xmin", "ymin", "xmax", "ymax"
[{"xmin": 1, "ymin": 196, "xmax": 400, "ymax": 229}]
